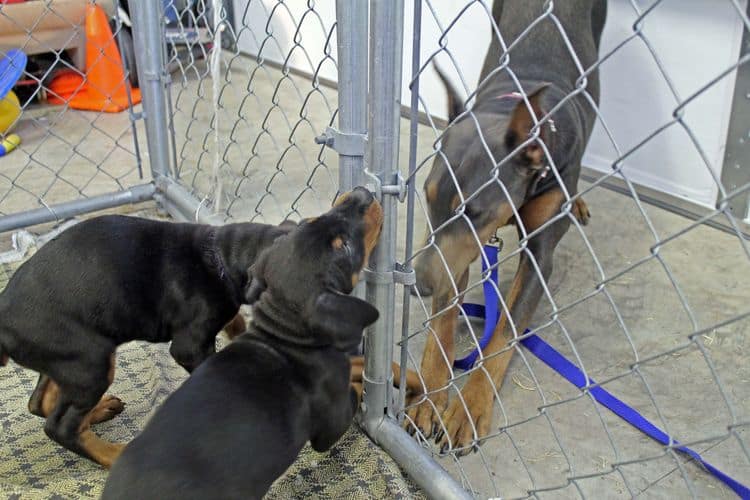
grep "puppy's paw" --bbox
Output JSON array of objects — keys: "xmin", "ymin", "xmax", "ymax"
[{"xmin": 89, "ymin": 395, "xmax": 125, "ymax": 424}]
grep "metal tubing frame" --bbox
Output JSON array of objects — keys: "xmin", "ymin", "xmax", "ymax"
[
  {"xmin": 0, "ymin": 184, "xmax": 156, "ymax": 234},
  {"xmin": 361, "ymin": 0, "xmax": 404, "ymax": 432},
  {"xmin": 129, "ymin": 0, "xmax": 173, "ymax": 180},
  {"xmin": 335, "ymin": 0, "xmax": 369, "ymax": 193},
  {"xmin": 720, "ymin": 1, "xmax": 750, "ymax": 221},
  {"xmin": 356, "ymin": 1, "xmax": 471, "ymax": 498}
]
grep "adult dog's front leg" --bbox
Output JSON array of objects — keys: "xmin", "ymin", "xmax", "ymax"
[
  {"xmin": 439, "ymin": 189, "xmax": 571, "ymax": 454},
  {"xmin": 405, "ymin": 289, "xmax": 460, "ymax": 439}
]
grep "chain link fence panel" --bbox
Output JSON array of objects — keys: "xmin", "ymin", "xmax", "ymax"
[
  {"xmin": 394, "ymin": 1, "xmax": 750, "ymax": 498},
  {"xmin": 0, "ymin": 0, "xmax": 147, "ymax": 234},
  {"xmin": 161, "ymin": 0, "xmax": 340, "ymax": 225}
]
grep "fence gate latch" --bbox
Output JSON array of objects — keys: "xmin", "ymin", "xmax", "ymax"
[
  {"xmin": 315, "ymin": 127, "xmax": 367, "ymax": 157},
  {"xmin": 363, "ymin": 262, "xmax": 416, "ymax": 287},
  {"xmin": 364, "ymin": 170, "xmax": 407, "ymax": 203}
]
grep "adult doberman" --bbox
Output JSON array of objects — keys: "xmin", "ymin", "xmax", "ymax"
[{"xmin": 409, "ymin": 0, "xmax": 606, "ymax": 454}]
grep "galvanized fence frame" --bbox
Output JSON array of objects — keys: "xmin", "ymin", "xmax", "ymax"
[{"xmin": 0, "ymin": 0, "xmax": 151, "ymax": 234}]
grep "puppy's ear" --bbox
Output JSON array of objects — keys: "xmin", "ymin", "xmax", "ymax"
[
  {"xmin": 278, "ymin": 220, "xmax": 298, "ymax": 231},
  {"xmin": 309, "ymin": 292, "xmax": 379, "ymax": 351},
  {"xmin": 244, "ymin": 273, "xmax": 266, "ymax": 304},
  {"xmin": 504, "ymin": 84, "xmax": 551, "ymax": 167}
]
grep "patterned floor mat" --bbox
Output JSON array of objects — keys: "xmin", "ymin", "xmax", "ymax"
[{"xmin": 0, "ymin": 238, "xmax": 423, "ymax": 499}]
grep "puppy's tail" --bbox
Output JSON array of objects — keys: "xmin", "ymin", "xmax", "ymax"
[{"xmin": 432, "ymin": 62, "xmax": 465, "ymax": 124}]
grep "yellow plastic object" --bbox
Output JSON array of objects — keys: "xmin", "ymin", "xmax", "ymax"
[
  {"xmin": 0, "ymin": 90, "xmax": 21, "ymax": 133},
  {"xmin": 0, "ymin": 134, "xmax": 21, "ymax": 157}
]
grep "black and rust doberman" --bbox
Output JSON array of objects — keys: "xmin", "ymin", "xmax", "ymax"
[
  {"xmin": 409, "ymin": 0, "xmax": 606, "ymax": 453},
  {"xmin": 102, "ymin": 187, "xmax": 382, "ymax": 500},
  {"xmin": 0, "ymin": 214, "xmax": 297, "ymax": 467}
]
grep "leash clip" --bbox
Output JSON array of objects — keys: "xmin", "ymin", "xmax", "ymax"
[{"xmin": 488, "ymin": 231, "xmax": 504, "ymax": 251}]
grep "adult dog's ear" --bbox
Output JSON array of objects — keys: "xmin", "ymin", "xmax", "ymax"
[
  {"xmin": 433, "ymin": 63, "xmax": 464, "ymax": 124},
  {"xmin": 505, "ymin": 83, "xmax": 551, "ymax": 167},
  {"xmin": 309, "ymin": 292, "xmax": 379, "ymax": 351}
]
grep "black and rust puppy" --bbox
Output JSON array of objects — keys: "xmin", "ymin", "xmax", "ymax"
[
  {"xmin": 0, "ymin": 215, "xmax": 295, "ymax": 467},
  {"xmin": 102, "ymin": 187, "xmax": 383, "ymax": 500}
]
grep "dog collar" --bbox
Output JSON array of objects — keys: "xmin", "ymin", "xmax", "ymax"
[{"xmin": 208, "ymin": 228, "xmax": 243, "ymax": 302}]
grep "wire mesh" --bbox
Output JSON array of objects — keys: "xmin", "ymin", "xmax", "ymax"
[
  {"xmin": 163, "ymin": 0, "xmax": 340, "ymax": 224},
  {"xmin": 396, "ymin": 1, "xmax": 750, "ymax": 498},
  {"xmin": 0, "ymin": 0, "xmax": 143, "ymax": 225}
]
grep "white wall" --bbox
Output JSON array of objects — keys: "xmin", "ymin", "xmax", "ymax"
[{"xmin": 232, "ymin": 0, "xmax": 746, "ymax": 211}]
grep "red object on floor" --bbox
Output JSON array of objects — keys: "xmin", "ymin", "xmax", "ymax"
[{"xmin": 47, "ymin": 4, "xmax": 141, "ymax": 112}]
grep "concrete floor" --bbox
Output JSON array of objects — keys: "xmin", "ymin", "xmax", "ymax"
[{"xmin": 1, "ymin": 55, "xmax": 749, "ymax": 499}]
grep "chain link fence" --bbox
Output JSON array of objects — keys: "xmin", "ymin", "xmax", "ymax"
[
  {"xmin": 1, "ymin": 0, "xmax": 749, "ymax": 498},
  {"xmin": 0, "ymin": 0, "xmax": 150, "ymax": 235},
  {"xmin": 392, "ymin": 0, "xmax": 750, "ymax": 498},
  {"xmin": 159, "ymin": 0, "xmax": 340, "ymax": 224}
]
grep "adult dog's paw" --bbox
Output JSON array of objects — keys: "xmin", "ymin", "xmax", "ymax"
[{"xmin": 437, "ymin": 379, "xmax": 493, "ymax": 456}]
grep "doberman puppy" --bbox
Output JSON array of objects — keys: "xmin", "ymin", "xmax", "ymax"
[
  {"xmin": 408, "ymin": 0, "xmax": 606, "ymax": 454},
  {"xmin": 102, "ymin": 187, "xmax": 383, "ymax": 500},
  {"xmin": 0, "ymin": 215, "xmax": 296, "ymax": 467}
]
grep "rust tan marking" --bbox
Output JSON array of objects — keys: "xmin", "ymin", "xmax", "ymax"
[
  {"xmin": 450, "ymin": 194, "xmax": 460, "ymax": 213},
  {"xmin": 40, "ymin": 380, "xmax": 60, "ymax": 417},
  {"xmin": 438, "ymin": 263, "xmax": 528, "ymax": 452},
  {"xmin": 425, "ymin": 180, "xmax": 439, "ymax": 204},
  {"xmin": 518, "ymin": 188, "xmax": 565, "ymax": 232},
  {"xmin": 108, "ymin": 353, "xmax": 116, "ymax": 385},
  {"xmin": 507, "ymin": 86, "xmax": 549, "ymax": 166},
  {"xmin": 88, "ymin": 395, "xmax": 125, "ymax": 425},
  {"xmin": 406, "ymin": 295, "xmax": 459, "ymax": 434},
  {"xmin": 362, "ymin": 200, "xmax": 384, "ymax": 266},
  {"xmin": 421, "ymin": 206, "xmax": 505, "ymax": 300},
  {"xmin": 350, "ymin": 356, "xmax": 422, "ymax": 396},
  {"xmin": 572, "ymin": 197, "xmax": 591, "ymax": 225},
  {"xmin": 223, "ymin": 313, "xmax": 247, "ymax": 340},
  {"xmin": 333, "ymin": 192, "xmax": 351, "ymax": 207},
  {"xmin": 332, "ymin": 236, "xmax": 344, "ymax": 250},
  {"xmin": 78, "ymin": 431, "xmax": 125, "ymax": 469}
]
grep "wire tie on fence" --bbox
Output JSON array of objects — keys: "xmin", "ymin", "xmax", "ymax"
[{"xmin": 459, "ymin": 244, "xmax": 750, "ymax": 499}]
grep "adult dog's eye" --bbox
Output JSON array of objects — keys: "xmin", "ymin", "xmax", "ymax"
[{"xmin": 463, "ymin": 205, "xmax": 478, "ymax": 220}]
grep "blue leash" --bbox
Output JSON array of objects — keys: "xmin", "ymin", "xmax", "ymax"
[{"xmin": 457, "ymin": 246, "xmax": 750, "ymax": 499}]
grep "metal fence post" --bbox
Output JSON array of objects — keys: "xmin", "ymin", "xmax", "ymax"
[
  {"xmin": 334, "ymin": 0, "xmax": 368, "ymax": 193},
  {"xmin": 361, "ymin": 0, "xmax": 404, "ymax": 432},
  {"xmin": 129, "ymin": 0, "xmax": 172, "ymax": 180},
  {"xmin": 359, "ymin": 2, "xmax": 472, "ymax": 498}
]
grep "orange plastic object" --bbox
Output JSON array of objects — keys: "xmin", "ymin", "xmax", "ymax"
[{"xmin": 47, "ymin": 4, "xmax": 141, "ymax": 112}]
